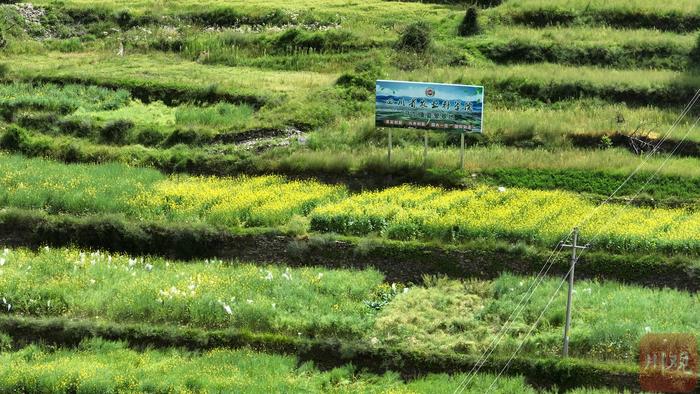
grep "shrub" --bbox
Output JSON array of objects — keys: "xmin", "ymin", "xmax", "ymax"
[
  {"xmin": 113, "ymin": 10, "xmax": 133, "ymax": 29},
  {"xmin": 58, "ymin": 118, "xmax": 95, "ymax": 138},
  {"xmin": 136, "ymin": 127, "xmax": 164, "ymax": 146},
  {"xmin": 395, "ymin": 22, "xmax": 432, "ymax": 54},
  {"xmin": 458, "ymin": 6, "xmax": 480, "ymax": 37},
  {"xmin": 100, "ymin": 119, "xmax": 133, "ymax": 144},
  {"xmin": 336, "ymin": 61, "xmax": 383, "ymax": 92},
  {"xmin": 163, "ymin": 128, "xmax": 201, "ymax": 146},
  {"xmin": 0, "ymin": 125, "xmax": 28, "ymax": 150}
]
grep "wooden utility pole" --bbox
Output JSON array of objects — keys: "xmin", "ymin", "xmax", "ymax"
[{"xmin": 560, "ymin": 227, "xmax": 589, "ymax": 357}]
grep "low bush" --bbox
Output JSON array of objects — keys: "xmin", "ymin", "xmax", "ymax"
[
  {"xmin": 395, "ymin": 22, "xmax": 432, "ymax": 54},
  {"xmin": 100, "ymin": 119, "xmax": 133, "ymax": 144}
]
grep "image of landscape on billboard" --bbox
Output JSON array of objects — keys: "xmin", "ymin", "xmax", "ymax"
[{"xmin": 376, "ymin": 80, "xmax": 484, "ymax": 132}]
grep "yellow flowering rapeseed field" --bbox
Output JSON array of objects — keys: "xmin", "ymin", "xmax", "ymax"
[
  {"xmin": 130, "ymin": 175, "xmax": 345, "ymax": 226},
  {"xmin": 309, "ymin": 185, "xmax": 700, "ymax": 252}
]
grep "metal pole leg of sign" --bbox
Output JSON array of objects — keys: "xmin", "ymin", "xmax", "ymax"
[
  {"xmin": 387, "ymin": 128, "xmax": 392, "ymax": 165},
  {"xmin": 460, "ymin": 132, "xmax": 465, "ymax": 170},
  {"xmin": 423, "ymin": 130, "xmax": 428, "ymax": 169}
]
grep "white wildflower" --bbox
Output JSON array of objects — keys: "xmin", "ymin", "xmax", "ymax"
[
  {"xmin": 498, "ymin": 186, "xmax": 506, "ymax": 193},
  {"xmin": 403, "ymin": 288, "xmax": 409, "ymax": 294},
  {"xmin": 223, "ymin": 304, "xmax": 233, "ymax": 315},
  {"xmin": 265, "ymin": 271, "xmax": 273, "ymax": 281},
  {"xmin": 246, "ymin": 299, "xmax": 253, "ymax": 304},
  {"xmin": 644, "ymin": 326, "xmax": 652, "ymax": 333},
  {"xmin": 282, "ymin": 268, "xmax": 292, "ymax": 281},
  {"xmin": 370, "ymin": 337, "xmax": 379, "ymax": 345},
  {"xmin": 0, "ymin": 258, "xmax": 5, "ymax": 266},
  {"xmin": 317, "ymin": 273, "xmax": 323, "ymax": 280},
  {"xmin": 145, "ymin": 263, "xmax": 153, "ymax": 272},
  {"xmin": 2, "ymin": 248, "xmax": 8, "ymax": 256}
]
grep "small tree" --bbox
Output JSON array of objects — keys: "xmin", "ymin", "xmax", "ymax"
[
  {"xmin": 395, "ymin": 21, "xmax": 432, "ymax": 54},
  {"xmin": 458, "ymin": 6, "xmax": 480, "ymax": 37}
]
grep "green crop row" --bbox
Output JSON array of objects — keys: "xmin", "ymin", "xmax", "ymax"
[
  {"xmin": 2, "ymin": 207, "xmax": 699, "ymax": 291},
  {"xmin": 2, "ymin": 246, "xmax": 700, "ymax": 365},
  {"xmin": 2, "ymin": 152, "xmax": 700, "ymax": 253},
  {"xmin": 9, "ymin": 120, "xmax": 700, "ymax": 204},
  {"xmin": 0, "ymin": 338, "xmax": 555, "ymax": 394}
]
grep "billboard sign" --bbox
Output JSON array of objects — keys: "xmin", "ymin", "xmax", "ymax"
[{"xmin": 376, "ymin": 80, "xmax": 483, "ymax": 133}]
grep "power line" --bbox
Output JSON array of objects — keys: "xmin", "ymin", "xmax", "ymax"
[
  {"xmin": 454, "ymin": 89, "xmax": 700, "ymax": 393},
  {"xmin": 485, "ymin": 113, "xmax": 700, "ymax": 393}
]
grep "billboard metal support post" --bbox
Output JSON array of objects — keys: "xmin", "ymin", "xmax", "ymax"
[
  {"xmin": 387, "ymin": 128, "xmax": 392, "ymax": 165},
  {"xmin": 460, "ymin": 132, "xmax": 465, "ymax": 169},
  {"xmin": 423, "ymin": 130, "xmax": 428, "ymax": 169},
  {"xmin": 560, "ymin": 227, "xmax": 588, "ymax": 358}
]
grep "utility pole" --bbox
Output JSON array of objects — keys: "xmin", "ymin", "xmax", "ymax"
[{"xmin": 560, "ymin": 227, "xmax": 589, "ymax": 357}]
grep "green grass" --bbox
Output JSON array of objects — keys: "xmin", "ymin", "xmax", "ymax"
[
  {"xmin": 465, "ymin": 26, "xmax": 694, "ymax": 70},
  {"xmin": 498, "ymin": 0, "xmax": 700, "ymax": 14},
  {"xmin": 0, "ymin": 338, "xmax": 558, "ymax": 393},
  {"xmin": 0, "ymin": 82, "xmax": 131, "ymax": 114},
  {"xmin": 374, "ymin": 274, "xmax": 700, "ymax": 362},
  {"xmin": 0, "ymin": 247, "xmax": 382, "ymax": 338},
  {"xmin": 4, "ymin": 246, "xmax": 700, "ymax": 366}
]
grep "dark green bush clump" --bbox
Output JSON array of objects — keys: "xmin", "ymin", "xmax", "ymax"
[
  {"xmin": 395, "ymin": 22, "xmax": 432, "ymax": 54},
  {"xmin": 100, "ymin": 119, "xmax": 134, "ymax": 144},
  {"xmin": 0, "ymin": 125, "xmax": 29, "ymax": 150},
  {"xmin": 336, "ymin": 61, "xmax": 383, "ymax": 94},
  {"xmin": 458, "ymin": 6, "xmax": 480, "ymax": 37}
]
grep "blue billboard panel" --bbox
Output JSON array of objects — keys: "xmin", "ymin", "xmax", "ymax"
[{"xmin": 376, "ymin": 80, "xmax": 484, "ymax": 133}]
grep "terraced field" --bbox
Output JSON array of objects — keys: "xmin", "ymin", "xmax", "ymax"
[{"xmin": 1, "ymin": 0, "xmax": 700, "ymax": 392}]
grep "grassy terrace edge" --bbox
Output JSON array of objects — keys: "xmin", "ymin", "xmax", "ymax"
[
  {"xmin": 1, "ymin": 208, "xmax": 698, "ymax": 291},
  {"xmin": 0, "ymin": 315, "xmax": 643, "ymax": 392},
  {"xmin": 7, "ymin": 127, "xmax": 700, "ymax": 204}
]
